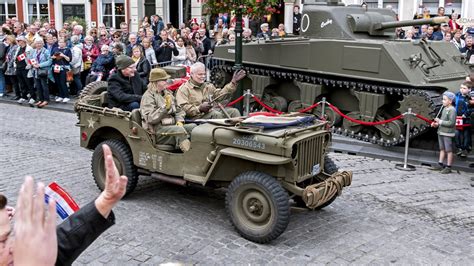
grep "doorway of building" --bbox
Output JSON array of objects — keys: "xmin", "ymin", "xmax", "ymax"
[
  {"xmin": 169, "ymin": 0, "xmax": 179, "ymax": 27},
  {"xmin": 144, "ymin": 0, "xmax": 155, "ymax": 20},
  {"xmin": 62, "ymin": 4, "xmax": 85, "ymax": 22}
]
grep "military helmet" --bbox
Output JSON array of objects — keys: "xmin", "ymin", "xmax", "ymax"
[{"xmin": 149, "ymin": 68, "xmax": 171, "ymax": 82}]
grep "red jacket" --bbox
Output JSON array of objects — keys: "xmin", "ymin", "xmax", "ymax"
[{"xmin": 82, "ymin": 44, "xmax": 100, "ymax": 62}]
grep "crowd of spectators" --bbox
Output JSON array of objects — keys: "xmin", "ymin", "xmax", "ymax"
[
  {"xmin": 0, "ymin": 10, "xmax": 298, "ymax": 107},
  {"xmin": 396, "ymin": 6, "xmax": 474, "ymax": 63}
]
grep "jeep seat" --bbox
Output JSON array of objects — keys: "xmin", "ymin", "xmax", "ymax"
[
  {"xmin": 130, "ymin": 109, "xmax": 176, "ymax": 152},
  {"xmin": 130, "ymin": 109, "xmax": 142, "ymax": 124},
  {"xmin": 100, "ymin": 91, "xmax": 108, "ymax": 107}
]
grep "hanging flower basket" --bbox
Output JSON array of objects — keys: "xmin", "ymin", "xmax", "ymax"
[{"xmin": 200, "ymin": 0, "xmax": 280, "ymax": 17}]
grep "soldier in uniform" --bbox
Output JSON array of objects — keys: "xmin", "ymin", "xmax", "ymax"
[
  {"xmin": 176, "ymin": 62, "xmax": 246, "ymax": 120},
  {"xmin": 140, "ymin": 68, "xmax": 196, "ymax": 152}
]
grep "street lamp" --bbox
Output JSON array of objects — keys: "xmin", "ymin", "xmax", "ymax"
[{"xmin": 234, "ymin": 0, "xmax": 244, "ymax": 112}]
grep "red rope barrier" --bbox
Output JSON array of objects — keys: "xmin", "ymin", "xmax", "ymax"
[
  {"xmin": 226, "ymin": 95, "xmax": 244, "ymax": 107},
  {"xmin": 298, "ymin": 102, "xmax": 320, "ymax": 113},
  {"xmin": 414, "ymin": 114, "xmax": 433, "ymax": 124},
  {"xmin": 233, "ymin": 94, "xmax": 435, "ymax": 127},
  {"xmin": 251, "ymin": 95, "xmax": 283, "ymax": 114},
  {"xmin": 327, "ymin": 103, "xmax": 404, "ymax": 126}
]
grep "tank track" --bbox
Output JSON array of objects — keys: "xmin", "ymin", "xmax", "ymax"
[{"xmin": 210, "ymin": 63, "xmax": 443, "ymax": 147}]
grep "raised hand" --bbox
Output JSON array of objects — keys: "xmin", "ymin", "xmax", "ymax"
[
  {"xmin": 232, "ymin": 69, "xmax": 246, "ymax": 83},
  {"xmin": 14, "ymin": 176, "xmax": 57, "ymax": 265}
]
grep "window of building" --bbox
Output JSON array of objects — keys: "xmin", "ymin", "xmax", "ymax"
[
  {"xmin": 0, "ymin": 0, "xmax": 16, "ymax": 25},
  {"xmin": 102, "ymin": 0, "xmax": 126, "ymax": 29},
  {"xmin": 445, "ymin": 0, "xmax": 462, "ymax": 16},
  {"xmin": 27, "ymin": 0, "xmax": 49, "ymax": 24},
  {"xmin": 384, "ymin": 1, "xmax": 398, "ymax": 14},
  {"xmin": 364, "ymin": 0, "xmax": 381, "ymax": 9}
]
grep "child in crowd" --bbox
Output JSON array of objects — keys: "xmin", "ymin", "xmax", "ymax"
[
  {"xmin": 454, "ymin": 82, "xmax": 472, "ymax": 158},
  {"xmin": 430, "ymin": 91, "xmax": 457, "ymax": 174}
]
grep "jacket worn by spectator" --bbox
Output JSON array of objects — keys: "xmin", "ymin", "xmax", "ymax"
[
  {"xmin": 200, "ymin": 36, "xmax": 212, "ymax": 56},
  {"xmin": 107, "ymin": 71, "xmax": 146, "ymax": 109},
  {"xmin": 4, "ymin": 45, "xmax": 18, "ymax": 76},
  {"xmin": 455, "ymin": 92, "xmax": 472, "ymax": 124},
  {"xmin": 176, "ymin": 79, "xmax": 236, "ymax": 119},
  {"xmin": 15, "ymin": 45, "xmax": 33, "ymax": 71},
  {"xmin": 437, "ymin": 105, "xmax": 456, "ymax": 137},
  {"xmin": 0, "ymin": 42, "xmax": 6, "ymax": 69},
  {"xmin": 30, "ymin": 47, "xmax": 52, "ymax": 78},
  {"xmin": 56, "ymin": 201, "xmax": 115, "ymax": 266},
  {"xmin": 135, "ymin": 56, "xmax": 151, "ymax": 83},
  {"xmin": 91, "ymin": 53, "xmax": 114, "ymax": 75},
  {"xmin": 155, "ymin": 40, "xmax": 178, "ymax": 63},
  {"xmin": 51, "ymin": 46, "xmax": 72, "ymax": 68}
]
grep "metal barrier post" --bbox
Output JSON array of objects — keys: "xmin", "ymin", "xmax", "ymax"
[
  {"xmin": 321, "ymin": 97, "xmax": 326, "ymax": 120},
  {"xmin": 395, "ymin": 108, "xmax": 416, "ymax": 171},
  {"xmin": 244, "ymin": 89, "xmax": 251, "ymax": 116}
]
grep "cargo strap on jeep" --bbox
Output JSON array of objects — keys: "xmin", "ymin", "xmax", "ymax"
[{"xmin": 302, "ymin": 171, "xmax": 353, "ymax": 209}]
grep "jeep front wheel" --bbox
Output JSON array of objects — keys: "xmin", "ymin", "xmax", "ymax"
[
  {"xmin": 91, "ymin": 139, "xmax": 138, "ymax": 197},
  {"xmin": 226, "ymin": 171, "xmax": 290, "ymax": 243}
]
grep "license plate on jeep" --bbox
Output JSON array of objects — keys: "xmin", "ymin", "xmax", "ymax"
[{"xmin": 312, "ymin": 164, "xmax": 320, "ymax": 176}]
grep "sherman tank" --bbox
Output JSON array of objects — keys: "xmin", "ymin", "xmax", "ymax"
[{"xmin": 210, "ymin": 0, "xmax": 470, "ymax": 146}]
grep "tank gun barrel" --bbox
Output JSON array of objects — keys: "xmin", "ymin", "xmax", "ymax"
[{"xmin": 374, "ymin": 16, "xmax": 449, "ymax": 30}]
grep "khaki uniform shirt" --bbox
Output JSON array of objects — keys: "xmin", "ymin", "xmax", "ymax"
[
  {"xmin": 140, "ymin": 88, "xmax": 185, "ymax": 134},
  {"xmin": 176, "ymin": 79, "xmax": 236, "ymax": 119}
]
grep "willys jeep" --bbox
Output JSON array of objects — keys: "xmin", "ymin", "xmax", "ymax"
[{"xmin": 74, "ymin": 80, "xmax": 352, "ymax": 243}]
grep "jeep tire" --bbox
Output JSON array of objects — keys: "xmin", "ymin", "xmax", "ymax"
[
  {"xmin": 79, "ymin": 81, "xmax": 108, "ymax": 99},
  {"xmin": 226, "ymin": 171, "xmax": 290, "ymax": 244},
  {"xmin": 91, "ymin": 139, "xmax": 138, "ymax": 197}
]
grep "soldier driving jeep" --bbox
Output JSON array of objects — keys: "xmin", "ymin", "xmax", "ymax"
[
  {"xmin": 140, "ymin": 68, "xmax": 196, "ymax": 152},
  {"xmin": 176, "ymin": 62, "xmax": 246, "ymax": 119}
]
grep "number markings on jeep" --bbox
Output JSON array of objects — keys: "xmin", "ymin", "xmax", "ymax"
[{"xmin": 232, "ymin": 136, "xmax": 266, "ymax": 150}]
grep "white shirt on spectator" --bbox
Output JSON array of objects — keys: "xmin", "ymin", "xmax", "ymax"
[
  {"xmin": 145, "ymin": 47, "xmax": 158, "ymax": 66},
  {"xmin": 171, "ymin": 45, "xmax": 186, "ymax": 65}
]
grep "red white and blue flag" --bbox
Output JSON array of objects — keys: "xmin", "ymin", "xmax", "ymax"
[{"xmin": 45, "ymin": 182, "xmax": 80, "ymax": 220}]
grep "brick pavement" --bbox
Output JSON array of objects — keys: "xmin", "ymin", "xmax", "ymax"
[{"xmin": 0, "ymin": 103, "xmax": 473, "ymax": 265}]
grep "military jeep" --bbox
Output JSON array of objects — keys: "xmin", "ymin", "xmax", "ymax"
[{"xmin": 74, "ymin": 80, "xmax": 352, "ymax": 243}]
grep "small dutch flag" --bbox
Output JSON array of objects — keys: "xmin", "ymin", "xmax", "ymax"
[{"xmin": 45, "ymin": 182, "xmax": 80, "ymax": 220}]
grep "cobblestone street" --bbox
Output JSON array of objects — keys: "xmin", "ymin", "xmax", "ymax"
[{"xmin": 0, "ymin": 103, "xmax": 473, "ymax": 265}]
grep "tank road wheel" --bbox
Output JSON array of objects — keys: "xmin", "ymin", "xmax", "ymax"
[
  {"xmin": 294, "ymin": 157, "xmax": 339, "ymax": 209},
  {"xmin": 211, "ymin": 67, "xmax": 231, "ymax": 88},
  {"xmin": 226, "ymin": 171, "xmax": 290, "ymax": 243},
  {"xmin": 313, "ymin": 105, "xmax": 342, "ymax": 126},
  {"xmin": 91, "ymin": 139, "xmax": 138, "ymax": 197},
  {"xmin": 342, "ymin": 111, "xmax": 364, "ymax": 134},
  {"xmin": 379, "ymin": 120, "xmax": 404, "ymax": 143},
  {"xmin": 287, "ymin": 100, "xmax": 303, "ymax": 113}
]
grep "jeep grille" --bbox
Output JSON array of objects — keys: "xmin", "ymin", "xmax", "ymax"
[{"xmin": 294, "ymin": 134, "xmax": 328, "ymax": 181}]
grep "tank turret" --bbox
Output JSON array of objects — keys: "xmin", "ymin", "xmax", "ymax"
[{"xmin": 301, "ymin": 0, "xmax": 448, "ymax": 39}]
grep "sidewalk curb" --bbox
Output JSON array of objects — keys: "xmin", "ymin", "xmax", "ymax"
[{"xmin": 0, "ymin": 97, "xmax": 75, "ymax": 113}]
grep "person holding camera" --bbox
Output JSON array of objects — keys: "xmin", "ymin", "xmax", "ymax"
[{"xmin": 155, "ymin": 30, "xmax": 178, "ymax": 64}]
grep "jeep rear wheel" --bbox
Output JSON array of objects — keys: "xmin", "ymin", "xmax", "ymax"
[
  {"xmin": 226, "ymin": 171, "xmax": 290, "ymax": 243},
  {"xmin": 91, "ymin": 139, "xmax": 138, "ymax": 197}
]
